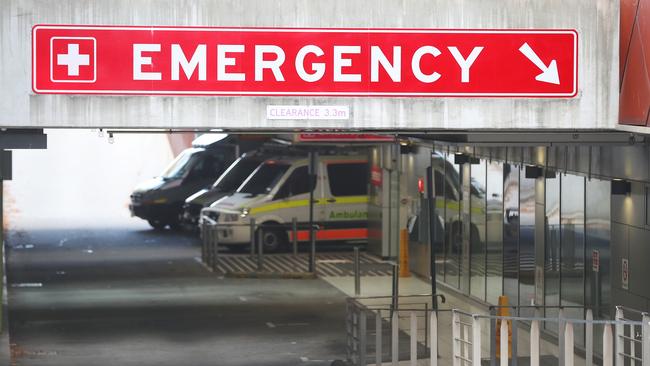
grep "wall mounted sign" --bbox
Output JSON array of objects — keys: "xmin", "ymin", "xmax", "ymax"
[
  {"xmin": 267, "ymin": 105, "xmax": 349, "ymax": 120},
  {"xmin": 33, "ymin": 25, "xmax": 578, "ymax": 97}
]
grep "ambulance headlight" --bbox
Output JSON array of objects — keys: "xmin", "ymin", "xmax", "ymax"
[{"xmin": 239, "ymin": 208, "xmax": 250, "ymax": 218}]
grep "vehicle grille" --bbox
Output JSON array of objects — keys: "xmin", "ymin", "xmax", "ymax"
[{"xmin": 131, "ymin": 193, "xmax": 143, "ymax": 204}]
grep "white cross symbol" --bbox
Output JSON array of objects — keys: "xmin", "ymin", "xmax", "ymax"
[{"xmin": 57, "ymin": 43, "xmax": 90, "ymax": 76}]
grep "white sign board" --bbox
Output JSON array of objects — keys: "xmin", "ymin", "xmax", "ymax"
[{"xmin": 267, "ymin": 106, "xmax": 350, "ymax": 120}]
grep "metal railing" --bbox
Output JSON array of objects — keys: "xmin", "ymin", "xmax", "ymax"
[
  {"xmin": 346, "ymin": 294, "xmax": 448, "ymax": 366},
  {"xmin": 457, "ymin": 307, "xmax": 649, "ymax": 366},
  {"xmin": 345, "ymin": 299, "xmax": 650, "ymax": 366},
  {"xmin": 200, "ymin": 217, "xmax": 321, "ymax": 273}
]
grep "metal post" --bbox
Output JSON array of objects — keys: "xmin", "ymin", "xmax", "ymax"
[
  {"xmin": 511, "ymin": 319, "xmax": 518, "ymax": 366},
  {"xmin": 452, "ymin": 311, "xmax": 460, "ymax": 366},
  {"xmin": 565, "ymin": 322, "xmax": 575, "ymax": 366},
  {"xmin": 490, "ymin": 307, "xmax": 497, "ymax": 366},
  {"xmin": 360, "ymin": 310, "xmax": 367, "ymax": 366},
  {"xmin": 430, "ymin": 311, "xmax": 438, "ymax": 366},
  {"xmin": 500, "ymin": 320, "xmax": 508, "ymax": 366},
  {"xmin": 530, "ymin": 320, "xmax": 540, "ymax": 366},
  {"xmin": 354, "ymin": 247, "xmax": 361, "ymax": 296},
  {"xmin": 257, "ymin": 225, "xmax": 264, "ymax": 271},
  {"xmin": 586, "ymin": 309, "xmax": 593, "ymax": 366},
  {"xmin": 308, "ymin": 151, "xmax": 317, "ymax": 273},
  {"xmin": 559, "ymin": 308, "xmax": 566, "ymax": 366},
  {"xmin": 426, "ymin": 165, "xmax": 438, "ymax": 310},
  {"xmin": 410, "ymin": 311, "xmax": 417, "ymax": 366},
  {"xmin": 391, "ymin": 263, "xmax": 399, "ymax": 314},
  {"xmin": 392, "ymin": 311, "xmax": 399, "ymax": 366},
  {"xmin": 250, "ymin": 218, "xmax": 256, "ymax": 259},
  {"xmin": 616, "ymin": 307, "xmax": 624, "ymax": 366},
  {"xmin": 376, "ymin": 311, "xmax": 382, "ymax": 366},
  {"xmin": 641, "ymin": 313, "xmax": 650, "ymax": 366},
  {"xmin": 472, "ymin": 316, "xmax": 482, "ymax": 366},
  {"xmin": 425, "ymin": 303, "xmax": 429, "ymax": 349},
  {"xmin": 292, "ymin": 217, "xmax": 298, "ymax": 257},
  {"xmin": 604, "ymin": 324, "xmax": 614, "ymax": 366}
]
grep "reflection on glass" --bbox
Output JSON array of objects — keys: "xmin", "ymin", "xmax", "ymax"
[
  {"xmin": 585, "ymin": 178, "xmax": 610, "ymax": 353},
  {"xmin": 444, "ymin": 153, "xmax": 461, "ymax": 288},
  {"xmin": 561, "ymin": 174, "xmax": 586, "ymax": 342},
  {"xmin": 519, "ymin": 168, "xmax": 536, "ymax": 309},
  {"xmin": 486, "ymin": 162, "xmax": 503, "ymax": 304},
  {"xmin": 503, "ymin": 164, "xmax": 520, "ymax": 307},
  {"xmin": 470, "ymin": 160, "xmax": 487, "ymax": 300},
  {"xmin": 545, "ymin": 173, "xmax": 561, "ymax": 329},
  {"xmin": 433, "ymin": 163, "xmax": 446, "ymax": 281},
  {"xmin": 460, "ymin": 163, "xmax": 471, "ymax": 294}
]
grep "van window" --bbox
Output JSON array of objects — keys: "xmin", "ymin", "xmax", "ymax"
[
  {"xmin": 327, "ymin": 163, "xmax": 368, "ymax": 196},
  {"xmin": 190, "ymin": 154, "xmax": 226, "ymax": 180},
  {"xmin": 213, "ymin": 158, "xmax": 262, "ymax": 191},
  {"xmin": 274, "ymin": 166, "xmax": 313, "ymax": 200},
  {"xmin": 161, "ymin": 148, "xmax": 201, "ymax": 179},
  {"xmin": 237, "ymin": 162, "xmax": 290, "ymax": 195}
]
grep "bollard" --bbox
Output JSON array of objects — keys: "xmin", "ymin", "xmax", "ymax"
[
  {"xmin": 257, "ymin": 226, "xmax": 264, "ymax": 271},
  {"xmin": 211, "ymin": 224, "xmax": 219, "ymax": 271},
  {"xmin": 249, "ymin": 218, "xmax": 256, "ymax": 259},
  {"xmin": 500, "ymin": 320, "xmax": 508, "ymax": 366},
  {"xmin": 391, "ymin": 263, "xmax": 399, "ymax": 313},
  {"xmin": 354, "ymin": 247, "xmax": 361, "ymax": 296},
  {"xmin": 292, "ymin": 217, "xmax": 298, "ymax": 257}
]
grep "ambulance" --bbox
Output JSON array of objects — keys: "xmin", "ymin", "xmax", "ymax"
[{"xmin": 200, "ymin": 152, "xmax": 369, "ymax": 252}]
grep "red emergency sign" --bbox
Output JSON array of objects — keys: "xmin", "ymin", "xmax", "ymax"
[{"xmin": 32, "ymin": 25, "xmax": 578, "ymax": 97}]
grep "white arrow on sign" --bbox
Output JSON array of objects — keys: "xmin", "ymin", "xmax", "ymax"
[{"xmin": 519, "ymin": 43, "xmax": 560, "ymax": 85}]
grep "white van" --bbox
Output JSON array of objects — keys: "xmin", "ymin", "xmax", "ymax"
[{"xmin": 200, "ymin": 154, "xmax": 369, "ymax": 252}]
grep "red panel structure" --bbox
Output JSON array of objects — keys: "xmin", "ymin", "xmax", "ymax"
[{"xmin": 620, "ymin": 0, "xmax": 650, "ymax": 126}]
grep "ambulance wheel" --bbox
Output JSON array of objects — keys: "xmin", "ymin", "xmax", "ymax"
[
  {"xmin": 148, "ymin": 220, "xmax": 167, "ymax": 230},
  {"xmin": 259, "ymin": 228, "xmax": 287, "ymax": 253}
]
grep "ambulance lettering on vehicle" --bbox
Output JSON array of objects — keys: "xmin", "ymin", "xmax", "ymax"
[{"xmin": 200, "ymin": 154, "xmax": 370, "ymax": 251}]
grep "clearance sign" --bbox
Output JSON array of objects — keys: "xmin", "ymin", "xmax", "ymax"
[{"xmin": 32, "ymin": 25, "xmax": 578, "ymax": 97}]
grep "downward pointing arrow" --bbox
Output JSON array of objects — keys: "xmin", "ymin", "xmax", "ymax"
[{"xmin": 519, "ymin": 43, "xmax": 560, "ymax": 85}]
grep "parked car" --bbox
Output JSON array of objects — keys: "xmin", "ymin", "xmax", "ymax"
[
  {"xmin": 201, "ymin": 153, "xmax": 369, "ymax": 252},
  {"xmin": 129, "ymin": 134, "xmax": 265, "ymax": 230},
  {"xmin": 180, "ymin": 153, "xmax": 264, "ymax": 230}
]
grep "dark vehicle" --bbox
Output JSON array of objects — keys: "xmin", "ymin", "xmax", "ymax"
[
  {"xmin": 180, "ymin": 153, "xmax": 264, "ymax": 229},
  {"xmin": 129, "ymin": 134, "xmax": 265, "ymax": 230}
]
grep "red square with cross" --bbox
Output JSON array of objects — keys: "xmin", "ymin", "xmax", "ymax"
[{"xmin": 50, "ymin": 37, "xmax": 96, "ymax": 83}]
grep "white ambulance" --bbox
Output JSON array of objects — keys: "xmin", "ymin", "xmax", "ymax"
[{"xmin": 200, "ymin": 153, "xmax": 369, "ymax": 252}]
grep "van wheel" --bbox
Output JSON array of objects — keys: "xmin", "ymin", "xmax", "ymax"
[
  {"xmin": 259, "ymin": 228, "xmax": 287, "ymax": 253},
  {"xmin": 148, "ymin": 220, "xmax": 167, "ymax": 230}
]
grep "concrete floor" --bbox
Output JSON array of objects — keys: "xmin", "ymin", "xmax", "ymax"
[{"xmin": 6, "ymin": 224, "xmax": 348, "ymax": 366}]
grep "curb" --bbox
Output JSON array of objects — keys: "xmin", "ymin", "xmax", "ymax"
[{"xmin": 224, "ymin": 271, "xmax": 318, "ymax": 279}]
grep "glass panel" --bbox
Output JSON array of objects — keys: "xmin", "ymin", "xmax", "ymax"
[
  {"xmin": 519, "ymin": 168, "xmax": 536, "ymax": 309},
  {"xmin": 460, "ymin": 163, "xmax": 471, "ymax": 294},
  {"xmin": 327, "ymin": 163, "xmax": 369, "ymax": 196},
  {"xmin": 585, "ymin": 178, "xmax": 610, "ymax": 354},
  {"xmin": 444, "ymin": 154, "xmax": 461, "ymax": 288},
  {"xmin": 433, "ymin": 157, "xmax": 446, "ymax": 280},
  {"xmin": 545, "ymin": 173, "xmax": 561, "ymax": 327},
  {"xmin": 486, "ymin": 161, "xmax": 504, "ymax": 305},
  {"xmin": 470, "ymin": 160, "xmax": 487, "ymax": 301},
  {"xmin": 503, "ymin": 163, "xmax": 520, "ymax": 307},
  {"xmin": 561, "ymin": 174, "xmax": 586, "ymax": 341}
]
